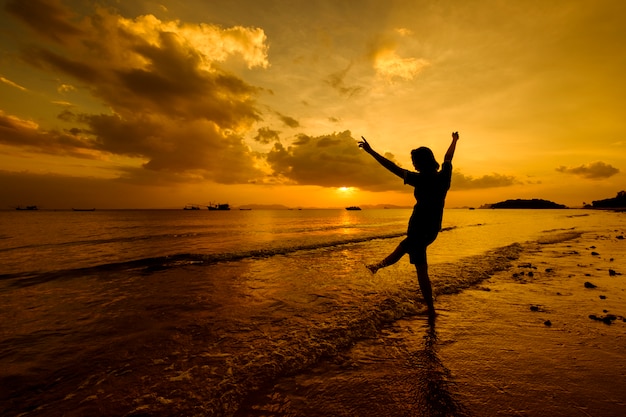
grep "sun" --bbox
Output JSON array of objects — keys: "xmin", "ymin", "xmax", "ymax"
[{"xmin": 336, "ymin": 186, "xmax": 356, "ymax": 195}]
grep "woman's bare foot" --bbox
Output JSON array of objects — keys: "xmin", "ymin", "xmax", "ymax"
[{"xmin": 366, "ymin": 263, "xmax": 380, "ymax": 274}]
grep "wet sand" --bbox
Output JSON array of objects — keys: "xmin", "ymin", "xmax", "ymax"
[{"xmin": 237, "ymin": 228, "xmax": 626, "ymax": 417}]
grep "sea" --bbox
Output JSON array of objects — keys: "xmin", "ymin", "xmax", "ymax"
[{"xmin": 0, "ymin": 208, "xmax": 624, "ymax": 416}]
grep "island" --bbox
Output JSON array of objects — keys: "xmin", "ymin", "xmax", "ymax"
[
  {"xmin": 588, "ymin": 191, "xmax": 626, "ymax": 209},
  {"xmin": 481, "ymin": 199, "xmax": 568, "ymax": 209}
]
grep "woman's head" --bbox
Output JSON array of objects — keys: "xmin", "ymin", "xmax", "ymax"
[{"xmin": 411, "ymin": 147, "xmax": 439, "ymax": 173}]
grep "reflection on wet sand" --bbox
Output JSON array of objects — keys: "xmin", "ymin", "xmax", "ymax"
[
  {"xmin": 406, "ymin": 321, "xmax": 470, "ymax": 417},
  {"xmin": 237, "ymin": 316, "xmax": 470, "ymax": 417}
]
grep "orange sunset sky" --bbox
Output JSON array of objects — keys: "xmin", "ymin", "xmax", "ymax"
[{"xmin": 1, "ymin": 0, "xmax": 624, "ymax": 209}]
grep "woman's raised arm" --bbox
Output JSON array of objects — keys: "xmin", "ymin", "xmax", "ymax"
[
  {"xmin": 444, "ymin": 131, "xmax": 459, "ymax": 163},
  {"xmin": 358, "ymin": 136, "xmax": 405, "ymax": 179}
]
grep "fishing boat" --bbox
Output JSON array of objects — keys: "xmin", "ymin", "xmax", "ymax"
[
  {"xmin": 15, "ymin": 205, "xmax": 38, "ymax": 211},
  {"xmin": 183, "ymin": 205, "xmax": 201, "ymax": 210},
  {"xmin": 345, "ymin": 206, "xmax": 361, "ymax": 211},
  {"xmin": 72, "ymin": 208, "xmax": 96, "ymax": 211},
  {"xmin": 207, "ymin": 203, "xmax": 230, "ymax": 211}
]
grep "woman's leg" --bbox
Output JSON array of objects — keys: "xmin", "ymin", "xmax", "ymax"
[
  {"xmin": 367, "ymin": 240, "xmax": 408, "ymax": 274},
  {"xmin": 416, "ymin": 262, "xmax": 435, "ymax": 315}
]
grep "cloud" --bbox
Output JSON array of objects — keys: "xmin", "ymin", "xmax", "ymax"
[
  {"xmin": 5, "ymin": 0, "xmax": 83, "ymax": 44},
  {"xmin": 81, "ymin": 113, "xmax": 264, "ymax": 183},
  {"xmin": 0, "ymin": 76, "xmax": 27, "ymax": 91},
  {"xmin": 254, "ymin": 127, "xmax": 281, "ymax": 144},
  {"xmin": 367, "ymin": 29, "xmax": 430, "ymax": 81},
  {"xmin": 451, "ymin": 172, "xmax": 519, "ymax": 190},
  {"xmin": 0, "ymin": 111, "xmax": 99, "ymax": 159},
  {"xmin": 373, "ymin": 51, "xmax": 430, "ymax": 81},
  {"xmin": 266, "ymin": 130, "xmax": 406, "ymax": 191},
  {"xmin": 57, "ymin": 83, "xmax": 75, "ymax": 93},
  {"xmin": 556, "ymin": 161, "xmax": 620, "ymax": 179},
  {"xmin": 5, "ymin": 0, "xmax": 270, "ymax": 184},
  {"xmin": 276, "ymin": 113, "xmax": 300, "ymax": 128},
  {"xmin": 325, "ymin": 65, "xmax": 363, "ymax": 97}
]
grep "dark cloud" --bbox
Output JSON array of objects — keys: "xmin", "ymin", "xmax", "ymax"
[
  {"xmin": 266, "ymin": 130, "xmax": 406, "ymax": 191},
  {"xmin": 556, "ymin": 161, "xmax": 620, "ymax": 180},
  {"xmin": 0, "ymin": 111, "xmax": 98, "ymax": 159},
  {"xmin": 111, "ymin": 32, "xmax": 262, "ymax": 125},
  {"xmin": 5, "ymin": 1, "xmax": 268, "ymax": 184},
  {"xmin": 81, "ymin": 113, "xmax": 263, "ymax": 183},
  {"xmin": 254, "ymin": 127, "xmax": 281, "ymax": 144},
  {"xmin": 451, "ymin": 172, "xmax": 519, "ymax": 190},
  {"xmin": 5, "ymin": 0, "xmax": 84, "ymax": 44},
  {"xmin": 20, "ymin": 28, "xmax": 262, "ymax": 128},
  {"xmin": 23, "ymin": 47, "xmax": 101, "ymax": 83},
  {"xmin": 276, "ymin": 113, "xmax": 300, "ymax": 128}
]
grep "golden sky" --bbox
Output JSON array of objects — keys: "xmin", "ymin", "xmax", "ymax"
[{"xmin": 1, "ymin": 0, "xmax": 624, "ymax": 209}]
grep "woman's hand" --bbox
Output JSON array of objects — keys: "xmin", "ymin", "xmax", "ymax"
[
  {"xmin": 358, "ymin": 135, "xmax": 405, "ymax": 178},
  {"xmin": 444, "ymin": 132, "xmax": 459, "ymax": 162},
  {"xmin": 358, "ymin": 136, "xmax": 373, "ymax": 153}
]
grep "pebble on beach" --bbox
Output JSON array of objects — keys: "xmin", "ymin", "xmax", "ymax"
[{"xmin": 588, "ymin": 314, "xmax": 621, "ymax": 325}]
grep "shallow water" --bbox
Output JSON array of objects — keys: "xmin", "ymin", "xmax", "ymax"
[{"xmin": 0, "ymin": 208, "xmax": 624, "ymax": 416}]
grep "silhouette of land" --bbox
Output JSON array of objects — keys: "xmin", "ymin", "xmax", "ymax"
[
  {"xmin": 481, "ymin": 199, "xmax": 567, "ymax": 209},
  {"xmin": 590, "ymin": 191, "xmax": 626, "ymax": 209}
]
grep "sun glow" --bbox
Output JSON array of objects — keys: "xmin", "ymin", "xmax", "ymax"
[{"xmin": 336, "ymin": 186, "xmax": 357, "ymax": 196}]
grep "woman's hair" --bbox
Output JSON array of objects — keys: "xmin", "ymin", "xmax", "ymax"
[{"xmin": 411, "ymin": 147, "xmax": 440, "ymax": 173}]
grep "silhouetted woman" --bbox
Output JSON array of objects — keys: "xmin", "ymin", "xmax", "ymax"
[{"xmin": 358, "ymin": 132, "xmax": 459, "ymax": 316}]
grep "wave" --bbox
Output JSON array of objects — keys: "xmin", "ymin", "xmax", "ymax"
[
  {"xmin": 0, "ymin": 231, "xmax": 207, "ymax": 254},
  {"xmin": 1, "ymin": 232, "xmax": 409, "ymax": 286},
  {"xmin": 0, "ymin": 221, "xmax": 487, "ymax": 256},
  {"xmin": 1, "ymin": 224, "xmax": 491, "ymax": 286}
]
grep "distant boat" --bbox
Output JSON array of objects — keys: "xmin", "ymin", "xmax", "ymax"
[
  {"xmin": 72, "ymin": 208, "xmax": 95, "ymax": 212},
  {"xmin": 208, "ymin": 203, "xmax": 230, "ymax": 211},
  {"xmin": 345, "ymin": 206, "xmax": 361, "ymax": 211},
  {"xmin": 15, "ymin": 205, "xmax": 38, "ymax": 211},
  {"xmin": 183, "ymin": 205, "xmax": 201, "ymax": 210}
]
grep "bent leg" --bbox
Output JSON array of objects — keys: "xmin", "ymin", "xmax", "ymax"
[{"xmin": 367, "ymin": 240, "xmax": 408, "ymax": 274}]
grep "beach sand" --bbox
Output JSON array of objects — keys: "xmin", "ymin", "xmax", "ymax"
[{"xmin": 237, "ymin": 228, "xmax": 626, "ymax": 417}]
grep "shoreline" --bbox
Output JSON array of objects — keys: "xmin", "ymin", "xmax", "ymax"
[{"xmin": 237, "ymin": 228, "xmax": 626, "ymax": 416}]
